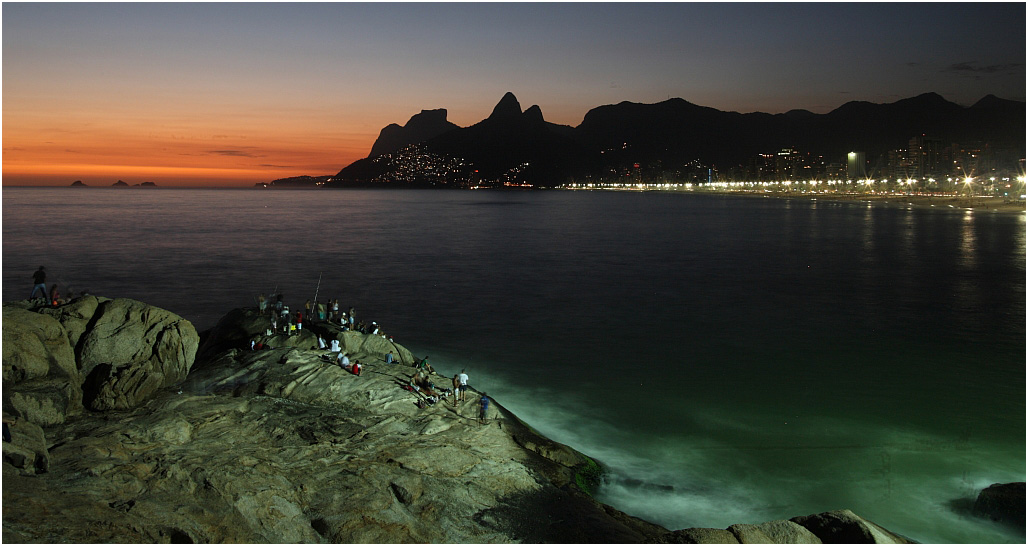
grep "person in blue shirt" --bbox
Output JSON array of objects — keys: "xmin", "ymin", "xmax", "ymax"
[{"xmin": 479, "ymin": 393, "xmax": 490, "ymax": 424}]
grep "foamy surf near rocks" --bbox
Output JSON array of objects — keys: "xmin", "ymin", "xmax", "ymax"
[{"xmin": 4, "ymin": 297, "xmax": 921, "ymax": 543}]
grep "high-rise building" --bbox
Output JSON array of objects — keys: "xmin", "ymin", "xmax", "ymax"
[
  {"xmin": 908, "ymin": 135, "xmax": 942, "ymax": 177},
  {"xmin": 847, "ymin": 151, "xmax": 866, "ymax": 180}
]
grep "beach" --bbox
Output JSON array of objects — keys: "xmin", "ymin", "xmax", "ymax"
[{"xmin": 698, "ymin": 191, "xmax": 1027, "ymax": 214}]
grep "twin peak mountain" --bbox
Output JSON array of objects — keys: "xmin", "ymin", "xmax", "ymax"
[{"xmin": 316, "ymin": 91, "xmax": 1024, "ymax": 188}]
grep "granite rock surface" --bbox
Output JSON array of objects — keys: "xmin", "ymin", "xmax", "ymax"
[{"xmin": 4, "ymin": 301, "xmax": 919, "ymax": 543}]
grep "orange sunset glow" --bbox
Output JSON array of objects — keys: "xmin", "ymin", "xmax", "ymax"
[{"xmin": 4, "ymin": 3, "xmax": 1024, "ymax": 187}]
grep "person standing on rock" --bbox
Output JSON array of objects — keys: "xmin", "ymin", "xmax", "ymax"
[
  {"xmin": 258, "ymin": 293, "xmax": 267, "ymax": 315},
  {"xmin": 295, "ymin": 310, "xmax": 303, "ymax": 330},
  {"xmin": 331, "ymin": 299, "xmax": 340, "ymax": 321},
  {"xmin": 452, "ymin": 374, "xmax": 461, "ymax": 406},
  {"xmin": 479, "ymin": 393, "xmax": 490, "ymax": 424},
  {"xmin": 348, "ymin": 306, "xmax": 356, "ymax": 330},
  {"xmin": 30, "ymin": 266, "xmax": 47, "ymax": 300},
  {"xmin": 458, "ymin": 369, "xmax": 469, "ymax": 402}
]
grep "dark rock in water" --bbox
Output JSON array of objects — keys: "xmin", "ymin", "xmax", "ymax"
[
  {"xmin": 972, "ymin": 482, "xmax": 1025, "ymax": 528},
  {"xmin": 70, "ymin": 180, "xmax": 88, "ymax": 187}
]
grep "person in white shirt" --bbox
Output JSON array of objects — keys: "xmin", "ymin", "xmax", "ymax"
[{"xmin": 457, "ymin": 370, "xmax": 469, "ymax": 402}]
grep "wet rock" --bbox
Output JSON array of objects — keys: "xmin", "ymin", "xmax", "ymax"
[
  {"xmin": 790, "ymin": 509, "xmax": 912, "ymax": 543},
  {"xmin": 653, "ymin": 527, "xmax": 741, "ymax": 543},
  {"xmin": 728, "ymin": 520, "xmax": 822, "ymax": 543},
  {"xmin": 972, "ymin": 482, "xmax": 1025, "ymax": 528}
]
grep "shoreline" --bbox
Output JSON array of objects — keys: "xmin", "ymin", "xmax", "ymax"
[{"xmin": 703, "ymin": 190, "xmax": 1027, "ymax": 214}]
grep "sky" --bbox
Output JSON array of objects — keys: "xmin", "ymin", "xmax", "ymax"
[{"xmin": 3, "ymin": 2, "xmax": 1025, "ymax": 187}]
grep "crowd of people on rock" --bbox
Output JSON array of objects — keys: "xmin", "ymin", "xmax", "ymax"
[
  {"xmin": 255, "ymin": 293, "xmax": 397, "ymax": 342},
  {"xmin": 255, "ymin": 291, "xmax": 493, "ymax": 421},
  {"xmin": 27, "ymin": 267, "xmax": 492, "ymax": 422}
]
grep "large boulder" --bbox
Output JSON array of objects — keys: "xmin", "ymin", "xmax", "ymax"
[
  {"xmin": 2, "ymin": 306, "xmax": 83, "ymax": 425},
  {"xmin": 76, "ymin": 298, "xmax": 198, "ymax": 410},
  {"xmin": 38, "ymin": 295, "xmax": 104, "ymax": 351},
  {"xmin": 972, "ymin": 482, "xmax": 1025, "ymax": 528},
  {"xmin": 2, "ymin": 307, "xmax": 78, "ymax": 384}
]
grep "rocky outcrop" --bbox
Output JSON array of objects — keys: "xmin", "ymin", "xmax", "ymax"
[
  {"xmin": 4, "ymin": 300, "xmax": 918, "ymax": 543},
  {"xmin": 972, "ymin": 482, "xmax": 1025, "ymax": 528},
  {"xmin": 198, "ymin": 306, "xmax": 416, "ymax": 367},
  {"xmin": 3, "ymin": 297, "xmax": 198, "ymax": 418},
  {"xmin": 2, "ymin": 306, "xmax": 83, "ymax": 426},
  {"xmin": 4, "ymin": 314, "xmax": 657, "ymax": 542},
  {"xmin": 648, "ymin": 511, "xmax": 912, "ymax": 544},
  {"xmin": 789, "ymin": 510, "xmax": 912, "ymax": 544},
  {"xmin": 74, "ymin": 298, "xmax": 198, "ymax": 410}
]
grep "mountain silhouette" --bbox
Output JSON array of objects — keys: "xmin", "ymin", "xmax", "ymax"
[
  {"xmin": 369, "ymin": 109, "xmax": 460, "ymax": 158},
  {"xmin": 329, "ymin": 91, "xmax": 1025, "ymax": 188}
]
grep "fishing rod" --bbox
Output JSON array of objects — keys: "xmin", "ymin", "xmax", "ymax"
[{"xmin": 312, "ymin": 273, "xmax": 322, "ymax": 317}]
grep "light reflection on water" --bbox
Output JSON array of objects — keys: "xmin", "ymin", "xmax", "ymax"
[{"xmin": 3, "ymin": 187, "xmax": 1024, "ymax": 542}]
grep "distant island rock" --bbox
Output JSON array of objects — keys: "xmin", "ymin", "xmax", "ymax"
[
  {"xmin": 263, "ymin": 174, "xmax": 331, "ymax": 188},
  {"xmin": 2, "ymin": 296, "xmax": 925, "ymax": 543},
  {"xmin": 111, "ymin": 180, "xmax": 129, "ymax": 187},
  {"xmin": 133, "ymin": 181, "xmax": 158, "ymax": 188},
  {"xmin": 70, "ymin": 180, "xmax": 88, "ymax": 187}
]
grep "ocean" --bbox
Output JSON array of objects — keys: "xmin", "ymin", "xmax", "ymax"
[{"xmin": 3, "ymin": 187, "xmax": 1025, "ymax": 542}]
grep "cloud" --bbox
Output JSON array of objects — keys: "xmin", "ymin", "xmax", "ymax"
[
  {"xmin": 945, "ymin": 61, "xmax": 1023, "ymax": 77},
  {"xmin": 206, "ymin": 149, "xmax": 262, "ymax": 157},
  {"xmin": 257, "ymin": 164, "xmax": 295, "ymax": 168}
]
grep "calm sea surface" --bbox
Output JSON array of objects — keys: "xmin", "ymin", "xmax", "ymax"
[{"xmin": 3, "ymin": 187, "xmax": 1025, "ymax": 542}]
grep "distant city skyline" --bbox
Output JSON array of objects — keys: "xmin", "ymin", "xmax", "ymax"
[{"xmin": 3, "ymin": 2, "xmax": 1024, "ymax": 187}]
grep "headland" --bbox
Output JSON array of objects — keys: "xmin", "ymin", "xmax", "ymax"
[{"xmin": 3, "ymin": 296, "xmax": 1018, "ymax": 542}]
